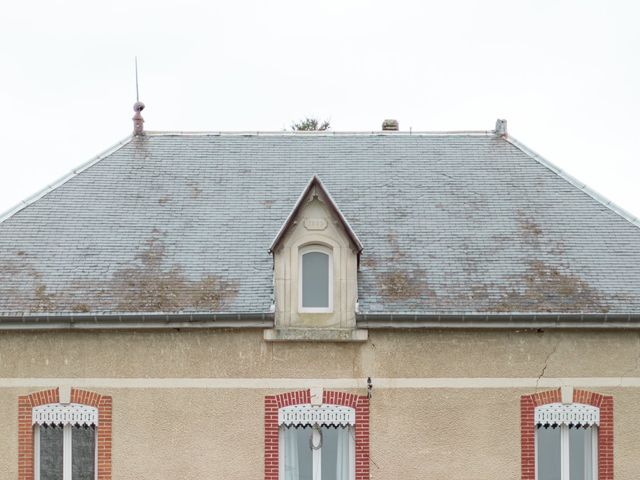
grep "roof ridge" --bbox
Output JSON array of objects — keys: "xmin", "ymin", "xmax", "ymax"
[
  {"xmin": 142, "ymin": 130, "xmax": 496, "ymax": 137},
  {"xmin": 0, "ymin": 135, "xmax": 134, "ymax": 224},
  {"xmin": 505, "ymin": 135, "xmax": 640, "ymax": 230}
]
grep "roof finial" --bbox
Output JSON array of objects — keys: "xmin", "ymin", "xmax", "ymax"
[
  {"xmin": 135, "ymin": 56, "xmax": 140, "ymax": 103},
  {"xmin": 132, "ymin": 57, "xmax": 145, "ymax": 136}
]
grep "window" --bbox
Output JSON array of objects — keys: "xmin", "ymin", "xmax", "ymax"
[
  {"xmin": 535, "ymin": 403, "xmax": 598, "ymax": 480},
  {"xmin": 299, "ymin": 246, "xmax": 332, "ymax": 313},
  {"xmin": 278, "ymin": 404, "xmax": 355, "ymax": 480},
  {"xmin": 33, "ymin": 403, "xmax": 98, "ymax": 480}
]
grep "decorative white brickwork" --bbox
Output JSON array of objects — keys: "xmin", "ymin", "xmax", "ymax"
[
  {"xmin": 32, "ymin": 403, "xmax": 99, "ymax": 426},
  {"xmin": 534, "ymin": 402, "xmax": 599, "ymax": 427},
  {"xmin": 278, "ymin": 403, "xmax": 355, "ymax": 427}
]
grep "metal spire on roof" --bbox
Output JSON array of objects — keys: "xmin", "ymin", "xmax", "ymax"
[
  {"xmin": 135, "ymin": 56, "xmax": 140, "ymax": 102},
  {"xmin": 132, "ymin": 57, "xmax": 145, "ymax": 136}
]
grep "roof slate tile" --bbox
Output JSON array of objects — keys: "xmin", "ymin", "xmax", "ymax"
[{"xmin": 0, "ymin": 132, "xmax": 639, "ymax": 316}]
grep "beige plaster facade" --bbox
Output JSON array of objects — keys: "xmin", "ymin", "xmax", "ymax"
[{"xmin": 2, "ymin": 328, "xmax": 640, "ymax": 479}]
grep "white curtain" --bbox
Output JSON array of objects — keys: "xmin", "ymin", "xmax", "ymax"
[
  {"xmin": 335, "ymin": 427, "xmax": 350, "ymax": 480},
  {"xmin": 283, "ymin": 425, "xmax": 351, "ymax": 480},
  {"xmin": 284, "ymin": 427, "xmax": 299, "ymax": 480}
]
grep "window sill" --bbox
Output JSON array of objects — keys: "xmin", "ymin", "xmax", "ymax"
[{"xmin": 263, "ymin": 327, "xmax": 368, "ymax": 342}]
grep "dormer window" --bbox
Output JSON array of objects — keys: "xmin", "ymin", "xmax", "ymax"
[
  {"xmin": 267, "ymin": 175, "xmax": 366, "ymax": 340},
  {"xmin": 299, "ymin": 246, "xmax": 332, "ymax": 313}
]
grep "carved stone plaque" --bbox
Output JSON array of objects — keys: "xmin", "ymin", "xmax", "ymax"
[{"xmin": 304, "ymin": 218, "xmax": 328, "ymax": 231}]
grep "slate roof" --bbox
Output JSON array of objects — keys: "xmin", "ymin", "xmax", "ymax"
[{"xmin": 1, "ymin": 131, "xmax": 639, "ymax": 318}]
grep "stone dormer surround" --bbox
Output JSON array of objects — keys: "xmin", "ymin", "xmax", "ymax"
[{"xmin": 265, "ymin": 176, "xmax": 366, "ymax": 342}]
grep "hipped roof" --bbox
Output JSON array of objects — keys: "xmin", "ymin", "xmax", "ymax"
[{"xmin": 1, "ymin": 131, "xmax": 639, "ymax": 318}]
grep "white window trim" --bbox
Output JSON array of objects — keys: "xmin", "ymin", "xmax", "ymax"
[
  {"xmin": 33, "ymin": 403, "xmax": 99, "ymax": 426},
  {"xmin": 33, "ymin": 403, "xmax": 98, "ymax": 480},
  {"xmin": 298, "ymin": 245, "xmax": 333, "ymax": 313},
  {"xmin": 534, "ymin": 402, "xmax": 599, "ymax": 427},
  {"xmin": 534, "ymin": 403, "xmax": 599, "ymax": 480},
  {"xmin": 278, "ymin": 403, "xmax": 355, "ymax": 480},
  {"xmin": 279, "ymin": 403, "xmax": 356, "ymax": 427}
]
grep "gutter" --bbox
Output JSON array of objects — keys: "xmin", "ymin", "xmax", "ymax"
[
  {"xmin": 4, "ymin": 311, "xmax": 640, "ymax": 330},
  {"xmin": 0, "ymin": 312, "xmax": 274, "ymax": 331},
  {"xmin": 356, "ymin": 313, "xmax": 640, "ymax": 330}
]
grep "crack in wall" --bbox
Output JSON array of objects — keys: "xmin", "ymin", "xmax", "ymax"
[{"xmin": 536, "ymin": 337, "xmax": 560, "ymax": 391}]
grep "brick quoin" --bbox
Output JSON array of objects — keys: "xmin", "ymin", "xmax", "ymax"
[
  {"xmin": 520, "ymin": 388, "xmax": 613, "ymax": 480},
  {"xmin": 18, "ymin": 388, "xmax": 112, "ymax": 480},
  {"xmin": 264, "ymin": 389, "xmax": 370, "ymax": 480}
]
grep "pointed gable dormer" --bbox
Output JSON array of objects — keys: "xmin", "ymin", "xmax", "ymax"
[{"xmin": 266, "ymin": 176, "xmax": 366, "ymax": 341}]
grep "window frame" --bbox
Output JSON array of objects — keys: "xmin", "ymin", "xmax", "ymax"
[
  {"xmin": 33, "ymin": 423, "xmax": 98, "ymax": 480},
  {"xmin": 520, "ymin": 389, "xmax": 613, "ymax": 480},
  {"xmin": 264, "ymin": 390, "xmax": 369, "ymax": 480},
  {"xmin": 298, "ymin": 245, "xmax": 333, "ymax": 314},
  {"xmin": 277, "ymin": 424, "xmax": 356, "ymax": 480},
  {"xmin": 18, "ymin": 388, "xmax": 112, "ymax": 480},
  {"xmin": 534, "ymin": 423, "xmax": 598, "ymax": 480},
  {"xmin": 533, "ymin": 401, "xmax": 601, "ymax": 480}
]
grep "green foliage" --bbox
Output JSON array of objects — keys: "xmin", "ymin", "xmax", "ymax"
[{"xmin": 291, "ymin": 118, "xmax": 331, "ymax": 131}]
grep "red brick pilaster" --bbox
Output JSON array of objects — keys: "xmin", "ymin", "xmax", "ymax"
[
  {"xmin": 264, "ymin": 389, "xmax": 370, "ymax": 480},
  {"xmin": 18, "ymin": 388, "xmax": 59, "ymax": 480},
  {"xmin": 354, "ymin": 396, "xmax": 370, "ymax": 480},
  {"xmin": 17, "ymin": 388, "xmax": 112, "ymax": 480},
  {"xmin": 264, "ymin": 395, "xmax": 280, "ymax": 480},
  {"xmin": 96, "ymin": 395, "xmax": 112, "ymax": 480},
  {"xmin": 520, "ymin": 388, "xmax": 613, "ymax": 480}
]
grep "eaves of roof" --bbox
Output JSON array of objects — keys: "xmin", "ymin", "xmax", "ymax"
[
  {"xmin": 357, "ymin": 312, "xmax": 640, "ymax": 330},
  {"xmin": 0, "ymin": 312, "xmax": 274, "ymax": 330},
  {"xmin": 2, "ymin": 311, "xmax": 640, "ymax": 330}
]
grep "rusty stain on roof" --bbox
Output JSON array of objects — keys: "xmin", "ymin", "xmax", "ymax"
[
  {"xmin": 386, "ymin": 233, "xmax": 407, "ymax": 262},
  {"xmin": 1, "ymin": 233, "xmax": 239, "ymax": 314},
  {"xmin": 378, "ymin": 269, "xmax": 436, "ymax": 301},
  {"xmin": 491, "ymin": 260, "xmax": 610, "ymax": 313},
  {"xmin": 112, "ymin": 234, "xmax": 239, "ymax": 312},
  {"xmin": 187, "ymin": 181, "xmax": 202, "ymax": 199},
  {"xmin": 375, "ymin": 233, "xmax": 436, "ymax": 302},
  {"xmin": 517, "ymin": 210, "xmax": 543, "ymax": 239}
]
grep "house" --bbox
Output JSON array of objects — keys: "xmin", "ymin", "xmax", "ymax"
[{"xmin": 1, "ymin": 107, "xmax": 639, "ymax": 480}]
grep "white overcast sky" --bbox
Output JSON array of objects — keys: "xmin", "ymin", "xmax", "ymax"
[{"xmin": 0, "ymin": 0, "xmax": 638, "ymax": 219}]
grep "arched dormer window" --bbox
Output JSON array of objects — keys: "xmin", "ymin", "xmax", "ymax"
[
  {"xmin": 268, "ymin": 176, "xmax": 364, "ymax": 338},
  {"xmin": 299, "ymin": 245, "xmax": 332, "ymax": 313}
]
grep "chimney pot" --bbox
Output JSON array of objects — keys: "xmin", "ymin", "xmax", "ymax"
[
  {"xmin": 382, "ymin": 119, "xmax": 399, "ymax": 131},
  {"xmin": 495, "ymin": 118, "xmax": 507, "ymax": 137}
]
